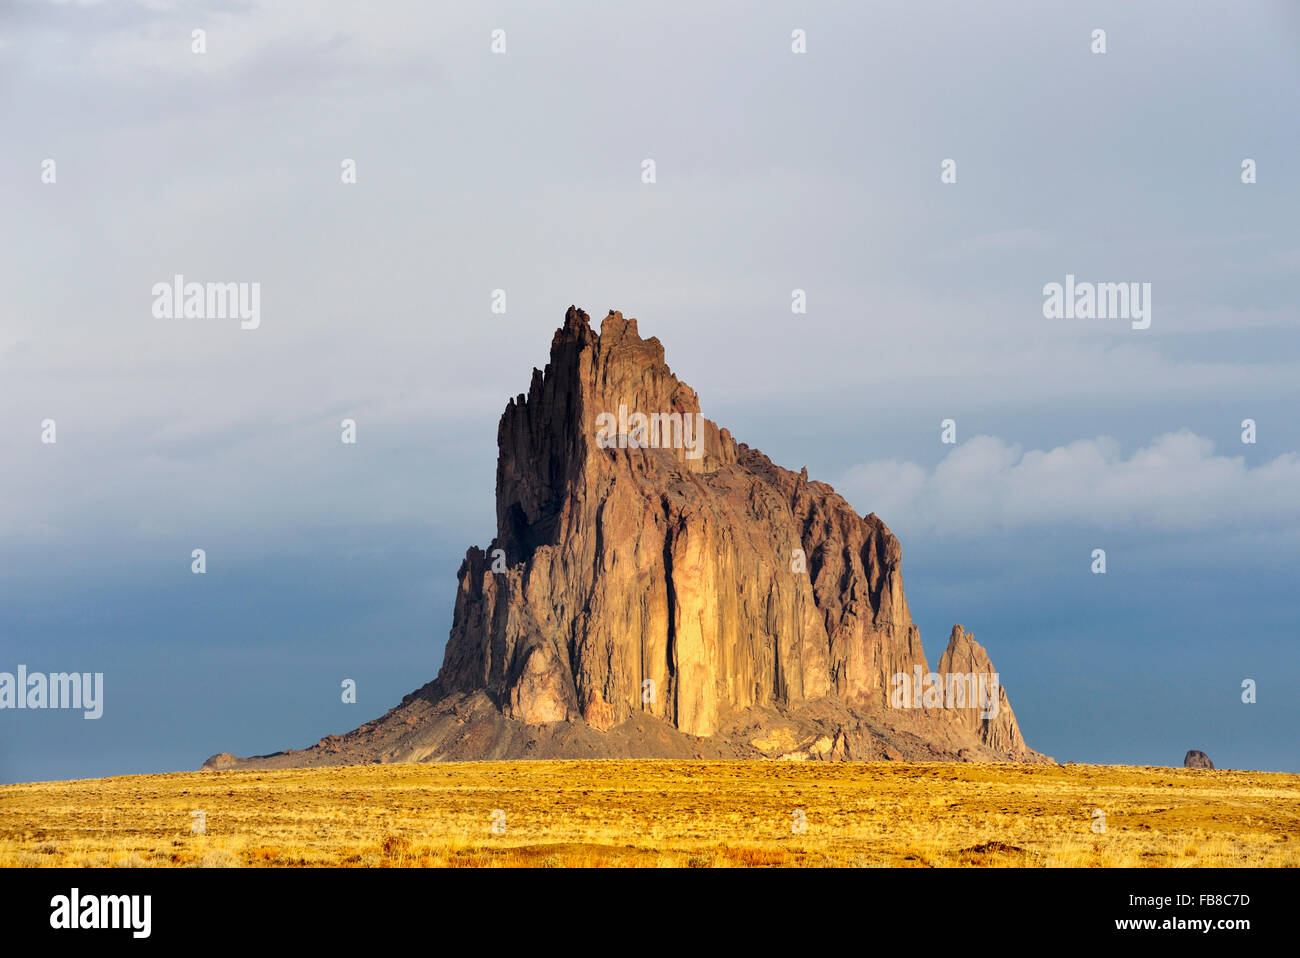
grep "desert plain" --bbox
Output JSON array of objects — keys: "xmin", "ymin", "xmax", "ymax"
[{"xmin": 1, "ymin": 760, "xmax": 1295, "ymax": 868}]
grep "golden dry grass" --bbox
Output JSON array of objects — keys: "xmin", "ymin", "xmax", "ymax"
[{"xmin": 1, "ymin": 761, "xmax": 1296, "ymax": 867}]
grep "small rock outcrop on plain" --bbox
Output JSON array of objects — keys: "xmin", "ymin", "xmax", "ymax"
[
  {"xmin": 1184, "ymin": 749, "xmax": 1215, "ymax": 769},
  {"xmin": 206, "ymin": 308, "xmax": 1050, "ymax": 769}
]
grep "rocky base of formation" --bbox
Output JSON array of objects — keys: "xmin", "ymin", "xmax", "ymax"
[
  {"xmin": 206, "ymin": 307, "xmax": 1053, "ymax": 771},
  {"xmin": 204, "ymin": 681, "xmax": 1052, "ymax": 770}
]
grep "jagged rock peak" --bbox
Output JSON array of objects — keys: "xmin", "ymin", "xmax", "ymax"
[
  {"xmin": 204, "ymin": 307, "xmax": 1051, "ymax": 769},
  {"xmin": 439, "ymin": 308, "xmax": 1046, "ymax": 756}
]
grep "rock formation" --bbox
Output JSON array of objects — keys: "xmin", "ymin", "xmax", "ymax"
[
  {"xmin": 1184, "ymin": 749, "xmax": 1215, "ymax": 769},
  {"xmin": 206, "ymin": 307, "xmax": 1050, "ymax": 769}
]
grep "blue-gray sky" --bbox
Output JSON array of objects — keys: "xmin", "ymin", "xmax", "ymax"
[{"xmin": 1, "ymin": 0, "xmax": 1297, "ymax": 782}]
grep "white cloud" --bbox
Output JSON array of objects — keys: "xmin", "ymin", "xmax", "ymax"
[{"xmin": 837, "ymin": 431, "xmax": 1300, "ymax": 537}]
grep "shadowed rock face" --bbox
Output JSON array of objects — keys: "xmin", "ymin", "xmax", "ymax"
[
  {"xmin": 1184, "ymin": 750, "xmax": 1215, "ymax": 769},
  {"xmin": 441, "ymin": 307, "xmax": 927, "ymax": 735},
  {"xmin": 206, "ymin": 307, "xmax": 1050, "ymax": 770}
]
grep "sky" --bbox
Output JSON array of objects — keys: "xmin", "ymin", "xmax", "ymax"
[{"xmin": 1, "ymin": 0, "xmax": 1296, "ymax": 783}]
